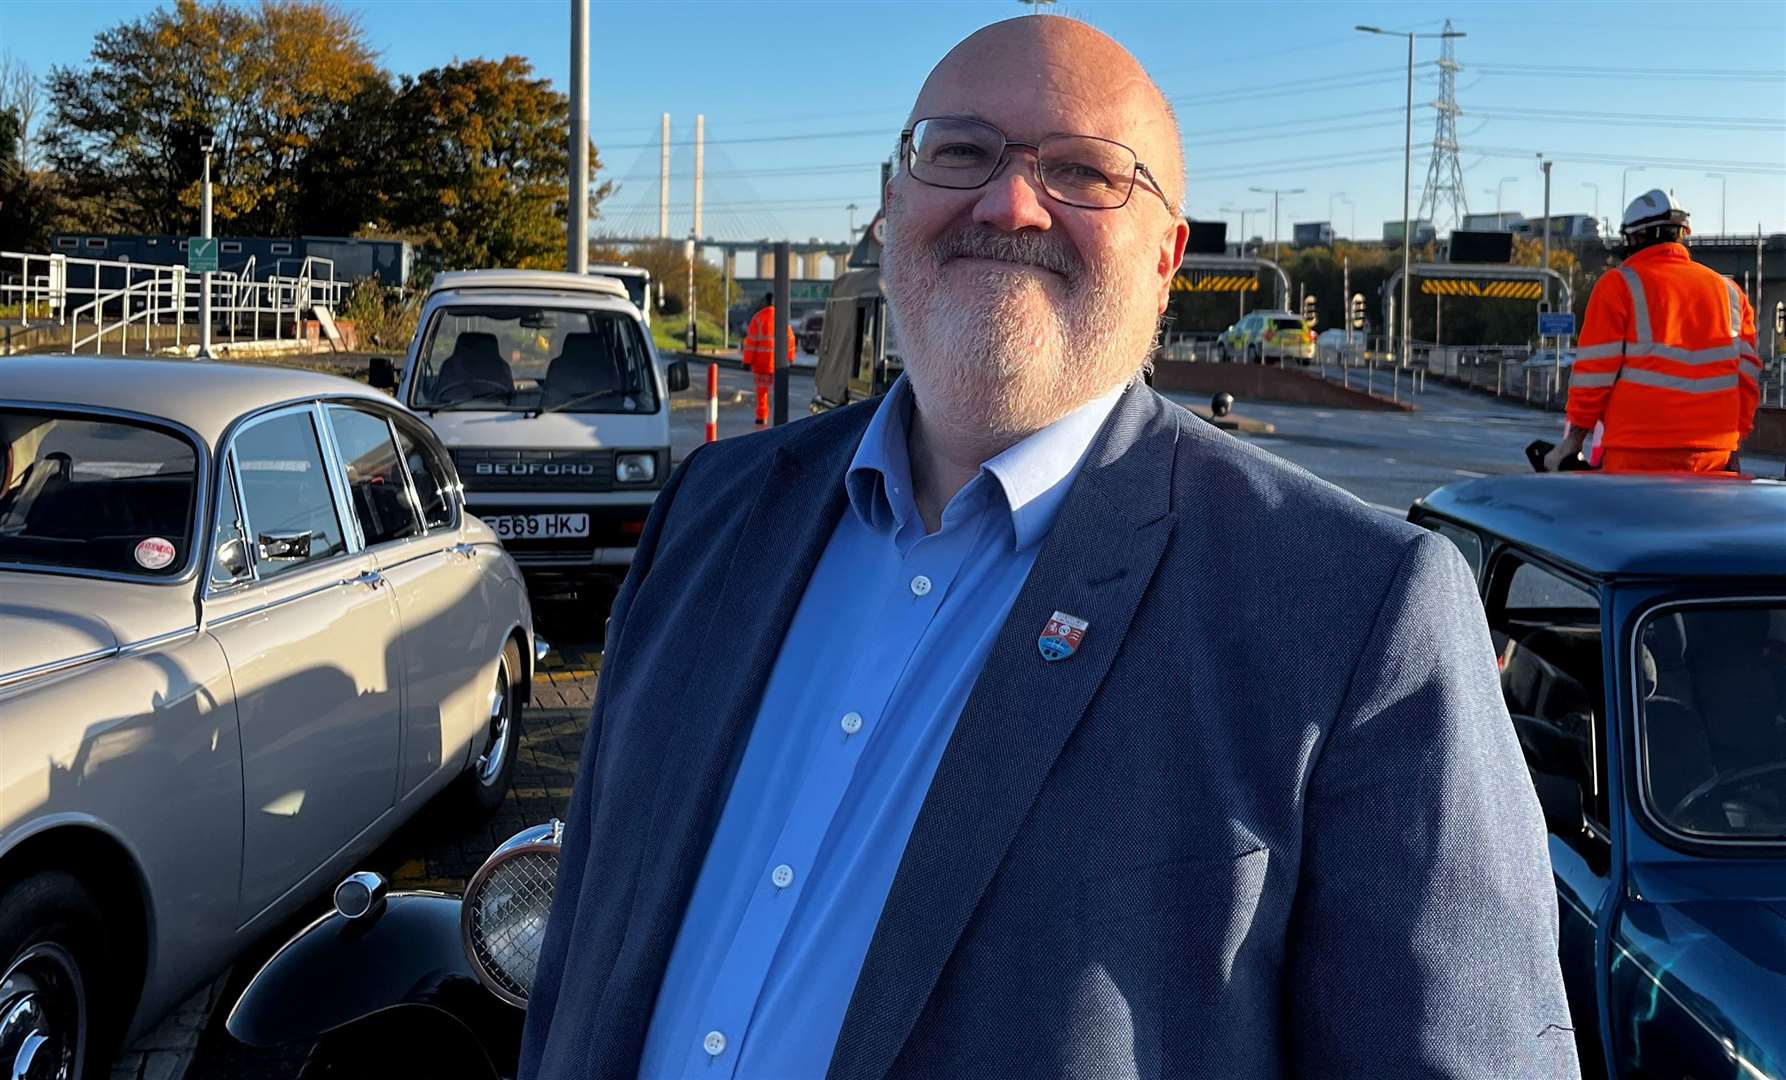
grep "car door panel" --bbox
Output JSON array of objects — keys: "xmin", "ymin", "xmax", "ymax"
[{"xmin": 206, "ymin": 405, "xmax": 404, "ymax": 922}]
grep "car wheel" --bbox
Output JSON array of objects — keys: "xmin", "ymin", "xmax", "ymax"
[
  {"xmin": 455, "ymin": 638, "xmax": 523, "ymax": 817},
  {"xmin": 0, "ymin": 872, "xmax": 114, "ymax": 1080}
]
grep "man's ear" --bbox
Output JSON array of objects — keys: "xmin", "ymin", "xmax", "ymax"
[{"xmin": 1157, "ymin": 218, "xmax": 1189, "ymax": 315}]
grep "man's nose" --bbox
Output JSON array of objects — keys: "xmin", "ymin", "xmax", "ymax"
[{"xmin": 971, "ymin": 150, "xmax": 1054, "ymax": 233}]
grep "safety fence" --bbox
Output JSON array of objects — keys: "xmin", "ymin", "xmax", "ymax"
[{"xmin": 1, "ymin": 250, "xmax": 350, "ymax": 355}]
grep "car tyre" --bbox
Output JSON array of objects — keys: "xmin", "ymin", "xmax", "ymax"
[
  {"xmin": 0, "ymin": 871, "xmax": 118, "ymax": 1080},
  {"xmin": 454, "ymin": 638, "xmax": 523, "ymax": 817}
]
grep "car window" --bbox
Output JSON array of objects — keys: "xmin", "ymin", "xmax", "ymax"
[
  {"xmin": 0, "ymin": 409, "xmax": 197, "ymax": 577},
  {"xmin": 393, "ymin": 417, "xmax": 457, "ymax": 532},
  {"xmin": 327, "ymin": 405, "xmax": 421, "ymax": 547},
  {"xmin": 209, "ymin": 459, "xmax": 252, "ymax": 588},
  {"xmin": 1638, "ymin": 603, "xmax": 1786, "ymax": 842},
  {"xmin": 1423, "ymin": 519, "xmax": 1485, "ymax": 581},
  {"xmin": 411, "ymin": 304, "xmax": 659, "ymax": 414},
  {"xmin": 1488, "ymin": 555, "xmax": 1608, "ymax": 851},
  {"xmin": 1269, "ymin": 317, "xmax": 1306, "ymax": 331},
  {"xmin": 232, "ymin": 410, "xmax": 348, "ymax": 580}
]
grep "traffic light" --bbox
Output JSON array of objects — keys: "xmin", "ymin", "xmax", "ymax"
[
  {"xmin": 1775, "ymin": 300, "xmax": 1784, "ymax": 336},
  {"xmin": 1301, "ymin": 294, "xmax": 1317, "ymax": 326},
  {"xmin": 1350, "ymin": 293, "xmax": 1366, "ymax": 331}
]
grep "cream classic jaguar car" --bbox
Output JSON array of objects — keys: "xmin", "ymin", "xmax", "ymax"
[{"xmin": 0, "ymin": 356, "xmax": 539, "ymax": 1078}]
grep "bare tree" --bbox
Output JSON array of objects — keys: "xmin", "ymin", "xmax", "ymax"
[{"xmin": 0, "ymin": 50, "xmax": 41, "ymax": 168}]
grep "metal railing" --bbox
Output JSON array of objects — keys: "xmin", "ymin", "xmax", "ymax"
[{"xmin": 2, "ymin": 249, "xmax": 350, "ymax": 354}]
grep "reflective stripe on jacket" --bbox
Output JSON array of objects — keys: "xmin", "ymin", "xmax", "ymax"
[
  {"xmin": 1566, "ymin": 242, "xmax": 1761, "ymax": 451},
  {"xmin": 742, "ymin": 307, "xmax": 795, "ymax": 375}
]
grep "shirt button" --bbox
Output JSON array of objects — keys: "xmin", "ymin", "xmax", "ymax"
[
  {"xmin": 841, "ymin": 712, "xmax": 864, "ymax": 736},
  {"xmin": 910, "ymin": 575, "xmax": 932, "ymax": 597},
  {"xmin": 704, "ymin": 1031, "xmax": 727, "ymax": 1057},
  {"xmin": 771, "ymin": 864, "xmax": 795, "ymax": 889}
]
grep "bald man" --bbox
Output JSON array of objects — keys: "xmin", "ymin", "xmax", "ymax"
[{"xmin": 521, "ymin": 17, "xmax": 1577, "ymax": 1080}]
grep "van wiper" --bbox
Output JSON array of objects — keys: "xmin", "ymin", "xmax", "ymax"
[
  {"xmin": 527, "ymin": 389, "xmax": 623, "ymax": 418},
  {"xmin": 428, "ymin": 392, "xmax": 514, "ymax": 414}
]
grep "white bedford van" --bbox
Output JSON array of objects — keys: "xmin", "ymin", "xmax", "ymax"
[{"xmin": 374, "ymin": 269, "xmax": 689, "ymax": 587}]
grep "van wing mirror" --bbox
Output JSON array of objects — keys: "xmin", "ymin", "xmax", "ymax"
[
  {"xmin": 368, "ymin": 356, "xmax": 398, "ymax": 391},
  {"xmin": 666, "ymin": 359, "xmax": 690, "ymax": 393}
]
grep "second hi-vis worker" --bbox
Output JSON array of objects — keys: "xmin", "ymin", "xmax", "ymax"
[
  {"xmin": 742, "ymin": 292, "xmax": 796, "ymax": 426},
  {"xmin": 1547, "ymin": 189, "xmax": 1761, "ymax": 473}
]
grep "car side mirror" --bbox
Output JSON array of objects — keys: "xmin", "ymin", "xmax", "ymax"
[
  {"xmin": 216, "ymin": 536, "xmax": 252, "ymax": 579},
  {"xmin": 368, "ymin": 356, "xmax": 398, "ymax": 391},
  {"xmin": 666, "ymin": 359, "xmax": 690, "ymax": 393},
  {"xmin": 258, "ymin": 530, "xmax": 313, "ymax": 561}
]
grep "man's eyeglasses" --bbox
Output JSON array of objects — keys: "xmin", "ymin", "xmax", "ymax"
[{"xmin": 899, "ymin": 116, "xmax": 1170, "ymax": 212}]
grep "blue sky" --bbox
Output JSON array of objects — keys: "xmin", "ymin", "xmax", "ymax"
[{"xmin": 4, "ymin": 0, "xmax": 1783, "ymax": 247}]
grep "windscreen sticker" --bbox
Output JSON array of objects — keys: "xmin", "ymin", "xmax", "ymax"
[{"xmin": 135, "ymin": 537, "xmax": 177, "ymax": 570}]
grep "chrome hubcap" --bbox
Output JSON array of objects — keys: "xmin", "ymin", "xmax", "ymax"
[
  {"xmin": 0, "ymin": 944, "xmax": 83, "ymax": 1080},
  {"xmin": 476, "ymin": 660, "xmax": 513, "ymax": 786}
]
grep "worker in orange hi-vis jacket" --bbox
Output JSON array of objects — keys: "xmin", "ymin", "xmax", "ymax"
[
  {"xmin": 1546, "ymin": 189, "xmax": 1761, "ymax": 474},
  {"xmin": 742, "ymin": 293, "xmax": 796, "ymax": 426}
]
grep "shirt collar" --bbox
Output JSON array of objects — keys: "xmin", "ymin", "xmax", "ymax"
[{"xmin": 846, "ymin": 376, "xmax": 1126, "ymax": 550}]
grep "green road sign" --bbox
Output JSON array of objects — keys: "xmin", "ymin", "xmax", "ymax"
[{"xmin": 187, "ymin": 237, "xmax": 218, "ymax": 273}]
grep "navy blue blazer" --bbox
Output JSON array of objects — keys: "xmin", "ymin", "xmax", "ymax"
[{"xmin": 520, "ymin": 384, "xmax": 1579, "ymax": 1079}]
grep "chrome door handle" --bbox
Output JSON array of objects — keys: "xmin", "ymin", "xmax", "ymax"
[
  {"xmin": 449, "ymin": 543, "xmax": 477, "ymax": 560},
  {"xmin": 344, "ymin": 569, "xmax": 384, "ymax": 589}
]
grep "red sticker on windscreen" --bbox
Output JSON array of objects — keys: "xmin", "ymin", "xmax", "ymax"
[{"xmin": 134, "ymin": 537, "xmax": 177, "ymax": 570}]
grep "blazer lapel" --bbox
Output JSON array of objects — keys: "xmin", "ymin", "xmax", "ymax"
[
  {"xmin": 829, "ymin": 385, "xmax": 1181, "ymax": 1080},
  {"xmin": 604, "ymin": 408, "xmax": 873, "ymax": 1054}
]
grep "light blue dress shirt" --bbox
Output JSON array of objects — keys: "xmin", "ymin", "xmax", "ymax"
[{"xmin": 637, "ymin": 377, "xmax": 1123, "ymax": 1079}]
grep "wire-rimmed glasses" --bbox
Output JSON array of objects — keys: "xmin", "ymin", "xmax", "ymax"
[{"xmin": 900, "ymin": 116, "xmax": 1169, "ymax": 212}]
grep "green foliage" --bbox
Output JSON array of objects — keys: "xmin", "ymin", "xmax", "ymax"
[
  {"xmin": 592, "ymin": 241, "xmax": 737, "ymax": 326},
  {"xmin": 338, "ymin": 276, "xmax": 420, "ymax": 353},
  {"xmin": 652, "ymin": 312, "xmax": 730, "ymax": 355},
  {"xmin": 38, "ymin": 3, "xmax": 612, "ymax": 273}
]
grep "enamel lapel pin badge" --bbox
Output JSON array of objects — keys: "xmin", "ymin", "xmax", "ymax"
[{"xmin": 1038, "ymin": 611, "xmax": 1089, "ymax": 662}]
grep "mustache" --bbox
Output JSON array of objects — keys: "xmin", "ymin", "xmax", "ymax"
[{"xmin": 931, "ymin": 227, "xmax": 1080, "ymax": 277}]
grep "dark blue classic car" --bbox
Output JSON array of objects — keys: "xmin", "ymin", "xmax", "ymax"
[{"xmin": 1411, "ymin": 474, "xmax": 1786, "ymax": 1080}]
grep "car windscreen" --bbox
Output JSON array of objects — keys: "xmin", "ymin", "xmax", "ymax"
[
  {"xmin": 1638, "ymin": 604, "xmax": 1786, "ymax": 842},
  {"xmin": 1269, "ymin": 317, "xmax": 1307, "ymax": 331},
  {"xmin": 0, "ymin": 409, "xmax": 198, "ymax": 577},
  {"xmin": 410, "ymin": 304, "xmax": 659, "ymax": 414}
]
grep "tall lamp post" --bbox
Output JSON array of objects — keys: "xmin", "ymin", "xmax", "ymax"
[
  {"xmin": 1220, "ymin": 205, "xmax": 1265, "ymax": 256},
  {"xmin": 1340, "ymin": 194, "xmax": 1355, "ymax": 241},
  {"xmin": 198, "ymin": 128, "xmax": 215, "ymax": 360},
  {"xmin": 1329, "ymin": 191, "xmax": 1346, "ymax": 240},
  {"xmin": 1620, "ymin": 165, "xmax": 1647, "ymax": 220},
  {"xmin": 1705, "ymin": 172, "xmax": 1726, "ymax": 236},
  {"xmin": 1493, "ymin": 176, "xmax": 1518, "ymax": 228},
  {"xmin": 1357, "ymin": 23, "xmax": 1465, "ymax": 367},
  {"xmin": 1249, "ymin": 185, "xmax": 1304, "ymax": 261}
]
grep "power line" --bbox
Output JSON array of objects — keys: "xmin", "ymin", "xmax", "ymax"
[
  {"xmin": 1473, "ymin": 62, "xmax": 1786, "ymax": 81},
  {"xmin": 1469, "ymin": 106, "xmax": 1785, "ymax": 131}
]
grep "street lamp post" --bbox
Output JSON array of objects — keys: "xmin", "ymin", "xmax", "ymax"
[
  {"xmin": 1494, "ymin": 176, "xmax": 1518, "ymax": 228},
  {"xmin": 1341, "ymin": 195, "xmax": 1356, "ymax": 242},
  {"xmin": 1220, "ymin": 205, "xmax": 1265, "ymax": 256},
  {"xmin": 198, "ymin": 129, "xmax": 215, "ymax": 360},
  {"xmin": 1620, "ymin": 165, "xmax": 1647, "ymax": 220},
  {"xmin": 1250, "ymin": 185, "xmax": 1305, "ymax": 262},
  {"xmin": 846, "ymin": 202, "xmax": 860, "ymax": 236},
  {"xmin": 1705, "ymin": 172, "xmax": 1726, "ymax": 236},
  {"xmin": 1329, "ymin": 191, "xmax": 1346, "ymax": 241},
  {"xmin": 1358, "ymin": 23, "xmax": 1464, "ymax": 368}
]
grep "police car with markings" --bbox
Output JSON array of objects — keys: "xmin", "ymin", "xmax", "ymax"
[{"xmin": 375, "ymin": 270, "xmax": 689, "ymax": 590}]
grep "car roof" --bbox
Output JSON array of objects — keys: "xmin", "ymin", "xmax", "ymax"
[
  {"xmin": 1416, "ymin": 473, "xmax": 1786, "ymax": 579},
  {"xmin": 428, "ymin": 269, "xmax": 630, "ymax": 301},
  {"xmin": 2, "ymin": 356, "xmax": 395, "ymax": 447}
]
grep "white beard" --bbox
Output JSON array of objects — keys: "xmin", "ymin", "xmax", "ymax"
[{"xmin": 882, "ymin": 213, "xmax": 1159, "ymax": 441}]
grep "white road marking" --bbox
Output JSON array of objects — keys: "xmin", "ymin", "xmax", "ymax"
[{"xmin": 1452, "ymin": 468, "xmax": 1489, "ymax": 478}]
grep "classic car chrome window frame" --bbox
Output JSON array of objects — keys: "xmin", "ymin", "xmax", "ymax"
[
  {"xmin": 319, "ymin": 400, "xmax": 426, "ymax": 554},
  {"xmin": 208, "ymin": 402, "xmax": 358, "ymax": 590},
  {"xmin": 1628, "ymin": 593, "xmax": 1786, "ymax": 854},
  {"xmin": 1484, "ymin": 543, "xmax": 1613, "ymax": 847},
  {"xmin": 0, "ymin": 398, "xmax": 210, "ymax": 587},
  {"xmin": 206, "ymin": 448, "xmax": 259, "ymax": 593},
  {"xmin": 388, "ymin": 411, "xmax": 465, "ymax": 535}
]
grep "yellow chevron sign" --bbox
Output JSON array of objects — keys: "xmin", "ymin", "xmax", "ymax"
[
  {"xmin": 1171, "ymin": 273, "xmax": 1259, "ymax": 293},
  {"xmin": 1420, "ymin": 278, "xmax": 1544, "ymax": 300}
]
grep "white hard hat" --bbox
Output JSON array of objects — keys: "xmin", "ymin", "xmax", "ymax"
[{"xmin": 1621, "ymin": 188, "xmax": 1689, "ymax": 235}]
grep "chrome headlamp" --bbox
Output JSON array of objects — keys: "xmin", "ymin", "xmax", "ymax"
[{"xmin": 460, "ymin": 819, "xmax": 563, "ymax": 1007}]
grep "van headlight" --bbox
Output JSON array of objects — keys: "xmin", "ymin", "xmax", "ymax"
[
  {"xmin": 461, "ymin": 820, "xmax": 563, "ymax": 1007},
  {"xmin": 616, "ymin": 452, "xmax": 657, "ymax": 484}
]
